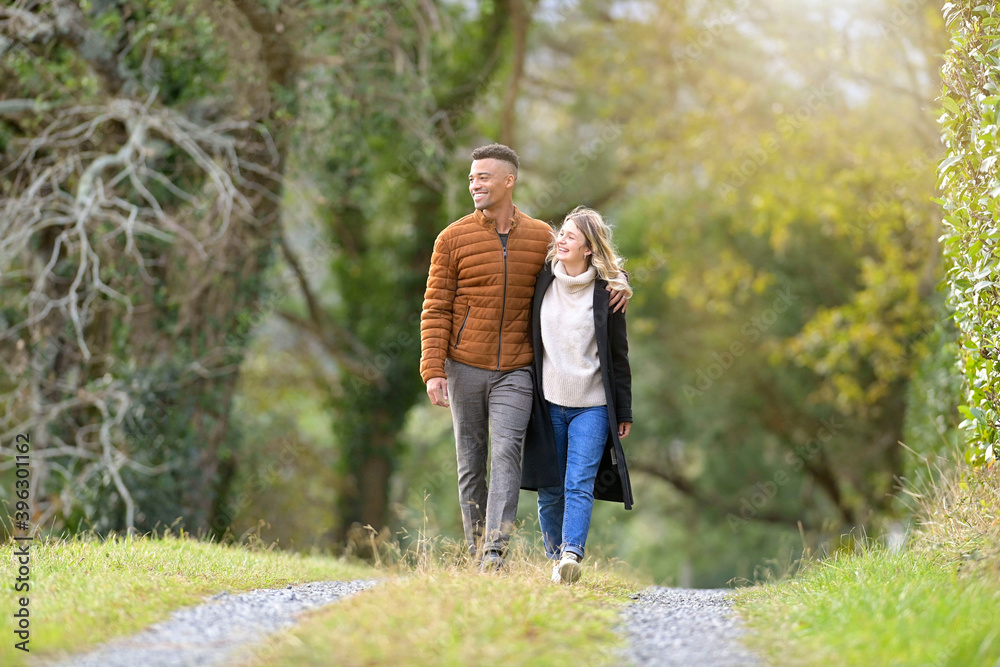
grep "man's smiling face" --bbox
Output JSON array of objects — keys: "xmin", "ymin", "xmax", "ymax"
[{"xmin": 469, "ymin": 158, "xmax": 514, "ymax": 211}]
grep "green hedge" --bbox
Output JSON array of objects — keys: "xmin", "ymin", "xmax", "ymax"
[{"xmin": 940, "ymin": 2, "xmax": 1000, "ymax": 463}]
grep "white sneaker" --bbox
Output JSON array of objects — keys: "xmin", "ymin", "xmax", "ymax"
[
  {"xmin": 557, "ymin": 553, "xmax": 582, "ymax": 584},
  {"xmin": 551, "ymin": 562, "xmax": 562, "ymax": 583}
]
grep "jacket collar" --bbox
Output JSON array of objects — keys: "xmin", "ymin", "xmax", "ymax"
[{"xmin": 474, "ymin": 205, "xmax": 522, "ymax": 229}]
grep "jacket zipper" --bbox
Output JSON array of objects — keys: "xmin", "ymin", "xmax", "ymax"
[
  {"xmin": 455, "ymin": 308, "xmax": 471, "ymax": 348},
  {"xmin": 497, "ymin": 230, "xmax": 509, "ymax": 370}
]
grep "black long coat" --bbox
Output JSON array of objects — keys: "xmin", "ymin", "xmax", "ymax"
[{"xmin": 520, "ymin": 265, "xmax": 634, "ymax": 509}]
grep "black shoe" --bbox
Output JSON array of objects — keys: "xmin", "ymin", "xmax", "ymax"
[{"xmin": 479, "ymin": 550, "xmax": 506, "ymax": 572}]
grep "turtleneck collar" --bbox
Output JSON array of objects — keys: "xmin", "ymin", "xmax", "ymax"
[{"xmin": 552, "ymin": 260, "xmax": 596, "ymax": 292}]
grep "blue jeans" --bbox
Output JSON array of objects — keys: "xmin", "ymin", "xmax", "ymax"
[{"xmin": 537, "ymin": 402, "xmax": 609, "ymax": 561}]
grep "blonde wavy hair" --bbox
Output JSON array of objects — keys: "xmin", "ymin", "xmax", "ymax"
[{"xmin": 546, "ymin": 206, "xmax": 633, "ymax": 299}]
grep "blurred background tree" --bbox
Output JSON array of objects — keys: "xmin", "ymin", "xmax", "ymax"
[
  {"xmin": 1, "ymin": 0, "xmax": 300, "ymax": 536},
  {"xmin": 0, "ymin": 0, "xmax": 962, "ymax": 586}
]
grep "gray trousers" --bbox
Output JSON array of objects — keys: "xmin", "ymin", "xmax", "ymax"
[{"xmin": 445, "ymin": 358, "xmax": 533, "ymax": 556}]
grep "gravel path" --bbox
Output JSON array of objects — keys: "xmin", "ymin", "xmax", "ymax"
[
  {"xmin": 47, "ymin": 580, "xmax": 378, "ymax": 667},
  {"xmin": 46, "ymin": 581, "xmax": 760, "ymax": 667},
  {"xmin": 622, "ymin": 587, "xmax": 762, "ymax": 666}
]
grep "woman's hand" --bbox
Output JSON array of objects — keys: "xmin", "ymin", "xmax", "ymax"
[{"xmin": 618, "ymin": 422, "xmax": 631, "ymax": 438}]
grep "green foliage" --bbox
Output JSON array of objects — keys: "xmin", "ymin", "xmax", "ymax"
[
  {"xmin": 268, "ymin": 0, "xmax": 519, "ymax": 544},
  {"xmin": 940, "ymin": 1, "xmax": 1000, "ymax": 465},
  {"xmin": 0, "ymin": 0, "xmax": 291, "ymax": 538},
  {"xmin": 900, "ymin": 316, "xmax": 965, "ymax": 488},
  {"xmin": 513, "ymin": 0, "xmax": 950, "ymax": 584},
  {"xmin": 2, "ymin": 0, "xmax": 967, "ymax": 588}
]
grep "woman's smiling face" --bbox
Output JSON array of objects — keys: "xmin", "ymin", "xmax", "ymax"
[{"xmin": 556, "ymin": 218, "xmax": 590, "ymax": 266}]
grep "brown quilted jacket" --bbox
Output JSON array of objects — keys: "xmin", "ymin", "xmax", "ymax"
[{"xmin": 420, "ymin": 207, "xmax": 554, "ymax": 382}]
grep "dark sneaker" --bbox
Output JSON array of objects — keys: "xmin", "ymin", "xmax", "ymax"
[
  {"xmin": 557, "ymin": 552, "xmax": 581, "ymax": 583},
  {"xmin": 479, "ymin": 550, "xmax": 506, "ymax": 572}
]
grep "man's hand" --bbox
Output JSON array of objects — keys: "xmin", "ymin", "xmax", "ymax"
[
  {"xmin": 608, "ymin": 287, "xmax": 629, "ymax": 313},
  {"xmin": 427, "ymin": 377, "xmax": 450, "ymax": 407},
  {"xmin": 618, "ymin": 422, "xmax": 632, "ymax": 438}
]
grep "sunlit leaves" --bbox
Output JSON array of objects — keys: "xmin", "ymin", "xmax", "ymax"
[
  {"xmin": 525, "ymin": 0, "xmax": 951, "ymax": 560},
  {"xmin": 940, "ymin": 1, "xmax": 1000, "ymax": 465}
]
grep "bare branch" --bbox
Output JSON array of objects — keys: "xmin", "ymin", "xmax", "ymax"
[
  {"xmin": 0, "ymin": 99, "xmax": 54, "ymax": 115},
  {"xmin": 276, "ymin": 308, "xmax": 377, "ymax": 383},
  {"xmin": 277, "ymin": 233, "xmax": 374, "ymax": 359},
  {"xmin": 0, "ymin": 93, "xmax": 282, "ymax": 534},
  {"xmin": 633, "ymin": 461, "xmax": 812, "ymax": 531}
]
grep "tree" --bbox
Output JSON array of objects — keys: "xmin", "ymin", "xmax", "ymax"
[
  {"xmin": 0, "ymin": 0, "xmax": 299, "ymax": 536},
  {"xmin": 503, "ymin": 0, "xmax": 953, "ymax": 581},
  {"xmin": 267, "ymin": 0, "xmax": 527, "ymax": 550}
]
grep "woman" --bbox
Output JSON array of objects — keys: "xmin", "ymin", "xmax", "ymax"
[{"xmin": 521, "ymin": 206, "xmax": 634, "ymax": 584}]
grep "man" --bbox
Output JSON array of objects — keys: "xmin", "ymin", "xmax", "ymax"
[
  {"xmin": 420, "ymin": 143, "xmax": 549, "ymax": 569},
  {"xmin": 419, "ymin": 143, "xmax": 626, "ymax": 569}
]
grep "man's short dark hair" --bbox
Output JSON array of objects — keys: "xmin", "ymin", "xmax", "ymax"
[{"xmin": 471, "ymin": 143, "xmax": 519, "ymax": 176}]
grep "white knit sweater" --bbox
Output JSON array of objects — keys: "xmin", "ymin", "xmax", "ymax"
[{"xmin": 540, "ymin": 261, "xmax": 606, "ymax": 408}]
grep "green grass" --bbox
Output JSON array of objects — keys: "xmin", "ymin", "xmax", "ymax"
[
  {"xmin": 0, "ymin": 532, "xmax": 647, "ymax": 667},
  {"xmin": 734, "ymin": 548, "xmax": 1000, "ymax": 666},
  {"xmin": 244, "ymin": 543, "xmax": 646, "ymax": 667},
  {"xmin": 0, "ymin": 533, "xmax": 375, "ymax": 666}
]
